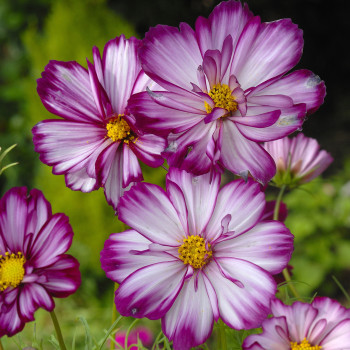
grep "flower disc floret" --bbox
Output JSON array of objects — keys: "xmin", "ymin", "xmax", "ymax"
[
  {"xmin": 106, "ymin": 114, "xmax": 135, "ymax": 144},
  {"xmin": 178, "ymin": 235, "xmax": 212, "ymax": 269},
  {"xmin": 204, "ymin": 83, "xmax": 237, "ymax": 115},
  {"xmin": 290, "ymin": 338, "xmax": 322, "ymax": 350},
  {"xmin": 0, "ymin": 252, "xmax": 25, "ymax": 291}
]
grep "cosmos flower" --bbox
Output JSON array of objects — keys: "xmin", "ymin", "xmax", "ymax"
[
  {"xmin": 101, "ymin": 168, "xmax": 293, "ymax": 350},
  {"xmin": 0, "ymin": 187, "xmax": 80, "ymax": 337},
  {"xmin": 128, "ymin": 0, "xmax": 325, "ymax": 184},
  {"xmin": 32, "ymin": 35, "xmax": 166, "ymax": 211},
  {"xmin": 264, "ymin": 133, "xmax": 333, "ymax": 188},
  {"xmin": 243, "ymin": 297, "xmax": 350, "ymax": 349}
]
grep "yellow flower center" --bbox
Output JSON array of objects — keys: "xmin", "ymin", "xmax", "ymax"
[
  {"xmin": 106, "ymin": 114, "xmax": 136, "ymax": 144},
  {"xmin": 290, "ymin": 338, "xmax": 322, "ymax": 350},
  {"xmin": 204, "ymin": 83, "xmax": 237, "ymax": 115},
  {"xmin": 178, "ymin": 235, "xmax": 212, "ymax": 269},
  {"xmin": 0, "ymin": 252, "xmax": 26, "ymax": 291}
]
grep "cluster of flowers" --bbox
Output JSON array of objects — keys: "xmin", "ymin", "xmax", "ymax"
[{"xmin": 1, "ymin": 1, "xmax": 349, "ymax": 349}]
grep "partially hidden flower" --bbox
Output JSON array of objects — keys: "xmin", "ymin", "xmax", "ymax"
[
  {"xmin": 243, "ymin": 297, "xmax": 350, "ymax": 349},
  {"xmin": 128, "ymin": 0, "xmax": 326, "ymax": 184},
  {"xmin": 101, "ymin": 168, "xmax": 294, "ymax": 350},
  {"xmin": 0, "ymin": 187, "xmax": 81, "ymax": 337},
  {"xmin": 32, "ymin": 35, "xmax": 166, "ymax": 211},
  {"xmin": 264, "ymin": 133, "xmax": 333, "ymax": 188},
  {"xmin": 114, "ymin": 327, "xmax": 153, "ymax": 349}
]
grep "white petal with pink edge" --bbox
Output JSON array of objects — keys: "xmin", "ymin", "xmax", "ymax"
[
  {"xmin": 140, "ymin": 23, "xmax": 202, "ymax": 91},
  {"xmin": 214, "ymin": 221, "xmax": 293, "ymax": 274},
  {"xmin": 65, "ymin": 168, "xmax": 99, "ymax": 192},
  {"xmin": 231, "ymin": 17, "xmax": 303, "ymax": 90},
  {"xmin": 37, "ymin": 60, "xmax": 102, "ymax": 123},
  {"xmin": 118, "ymin": 182, "xmax": 185, "ymax": 245},
  {"xmin": 167, "ymin": 168, "xmax": 220, "ymax": 236},
  {"xmin": 115, "ymin": 260, "xmax": 186, "ymax": 320},
  {"xmin": 206, "ymin": 257, "xmax": 276, "ymax": 329},
  {"xmin": 122, "ymin": 145, "xmax": 143, "ymax": 188},
  {"xmin": 220, "ymin": 120, "xmax": 276, "ymax": 184},
  {"xmin": 205, "ymin": 179, "xmax": 265, "ymax": 242},
  {"xmin": 162, "ymin": 273, "xmax": 214, "ymax": 350},
  {"xmin": 101, "ymin": 230, "xmax": 169, "ymax": 283},
  {"xmin": 102, "ymin": 36, "xmax": 141, "ymax": 114}
]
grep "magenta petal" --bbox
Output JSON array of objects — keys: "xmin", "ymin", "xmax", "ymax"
[
  {"xmin": 37, "ymin": 60, "xmax": 102, "ymax": 123},
  {"xmin": 118, "ymin": 182, "xmax": 185, "ymax": 245},
  {"xmin": 39, "ymin": 255, "xmax": 81, "ymax": 297},
  {"xmin": 0, "ymin": 291, "xmax": 24, "ymax": 337},
  {"xmin": 162, "ymin": 273, "xmax": 214, "ymax": 350},
  {"xmin": 29, "ymin": 213, "xmax": 73, "ymax": 268},
  {"xmin": 115, "ymin": 261, "xmax": 186, "ymax": 320},
  {"xmin": 19, "ymin": 283, "xmax": 54, "ymax": 321},
  {"xmin": 0, "ymin": 187, "xmax": 28, "ymax": 253},
  {"xmin": 220, "ymin": 121, "xmax": 276, "ymax": 184}
]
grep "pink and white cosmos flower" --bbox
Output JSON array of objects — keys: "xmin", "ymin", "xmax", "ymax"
[
  {"xmin": 128, "ymin": 0, "xmax": 326, "ymax": 184},
  {"xmin": 101, "ymin": 168, "xmax": 294, "ymax": 350},
  {"xmin": 264, "ymin": 133, "xmax": 333, "ymax": 187},
  {"xmin": 0, "ymin": 187, "xmax": 81, "ymax": 337},
  {"xmin": 243, "ymin": 297, "xmax": 350, "ymax": 349},
  {"xmin": 32, "ymin": 35, "xmax": 166, "ymax": 211}
]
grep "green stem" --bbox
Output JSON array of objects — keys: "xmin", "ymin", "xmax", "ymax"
[
  {"xmin": 0, "ymin": 338, "xmax": 4, "ymax": 350},
  {"xmin": 218, "ymin": 319, "xmax": 227, "ymax": 350},
  {"xmin": 110, "ymin": 282, "xmax": 119, "ymax": 350},
  {"xmin": 274, "ymin": 185, "xmax": 300, "ymax": 300},
  {"xmin": 50, "ymin": 310, "xmax": 67, "ymax": 350}
]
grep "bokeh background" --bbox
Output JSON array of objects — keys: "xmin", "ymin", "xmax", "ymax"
[{"xmin": 1, "ymin": 0, "xmax": 349, "ymax": 348}]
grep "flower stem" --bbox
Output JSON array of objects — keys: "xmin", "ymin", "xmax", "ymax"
[
  {"xmin": 218, "ymin": 319, "xmax": 227, "ymax": 350},
  {"xmin": 273, "ymin": 185, "xmax": 300, "ymax": 300},
  {"xmin": 50, "ymin": 310, "xmax": 67, "ymax": 350},
  {"xmin": 0, "ymin": 338, "xmax": 4, "ymax": 350},
  {"xmin": 110, "ymin": 282, "xmax": 119, "ymax": 350}
]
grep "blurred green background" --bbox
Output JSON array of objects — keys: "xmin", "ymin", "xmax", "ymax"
[{"xmin": 0, "ymin": 0, "xmax": 349, "ymax": 348}]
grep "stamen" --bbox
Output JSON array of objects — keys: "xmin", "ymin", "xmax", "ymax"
[
  {"xmin": 290, "ymin": 338, "xmax": 322, "ymax": 350},
  {"xmin": 0, "ymin": 252, "xmax": 26, "ymax": 291},
  {"xmin": 205, "ymin": 83, "xmax": 237, "ymax": 115},
  {"xmin": 106, "ymin": 114, "xmax": 136, "ymax": 144},
  {"xmin": 178, "ymin": 235, "xmax": 212, "ymax": 269}
]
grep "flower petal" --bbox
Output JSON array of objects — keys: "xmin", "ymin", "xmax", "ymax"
[
  {"xmin": 0, "ymin": 290, "xmax": 24, "ymax": 337},
  {"xmin": 206, "ymin": 257, "xmax": 276, "ymax": 329},
  {"xmin": 102, "ymin": 36, "xmax": 142, "ymax": 113},
  {"xmin": 167, "ymin": 168, "xmax": 221, "ymax": 237},
  {"xmin": 122, "ymin": 144, "xmax": 143, "ymax": 188},
  {"xmin": 19, "ymin": 283, "xmax": 54, "ymax": 321},
  {"xmin": 215, "ymin": 221, "xmax": 293, "ymax": 274},
  {"xmin": 205, "ymin": 179, "xmax": 265, "ymax": 242},
  {"xmin": 118, "ymin": 182, "xmax": 185, "ymax": 245},
  {"xmin": 231, "ymin": 17, "xmax": 303, "ymax": 90},
  {"xmin": 37, "ymin": 60, "xmax": 102, "ymax": 122},
  {"xmin": 29, "ymin": 213, "xmax": 73, "ymax": 268},
  {"xmin": 65, "ymin": 167, "xmax": 99, "ymax": 192},
  {"xmin": 162, "ymin": 273, "xmax": 214, "ymax": 350},
  {"xmin": 115, "ymin": 261, "xmax": 186, "ymax": 319},
  {"xmin": 220, "ymin": 120, "xmax": 276, "ymax": 184},
  {"xmin": 140, "ymin": 23, "xmax": 202, "ymax": 91}
]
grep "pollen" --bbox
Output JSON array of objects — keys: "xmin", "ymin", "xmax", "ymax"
[
  {"xmin": 204, "ymin": 83, "xmax": 237, "ymax": 115},
  {"xmin": 106, "ymin": 114, "xmax": 136, "ymax": 144},
  {"xmin": 290, "ymin": 338, "xmax": 322, "ymax": 350},
  {"xmin": 178, "ymin": 235, "xmax": 212, "ymax": 269},
  {"xmin": 0, "ymin": 252, "xmax": 26, "ymax": 291}
]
